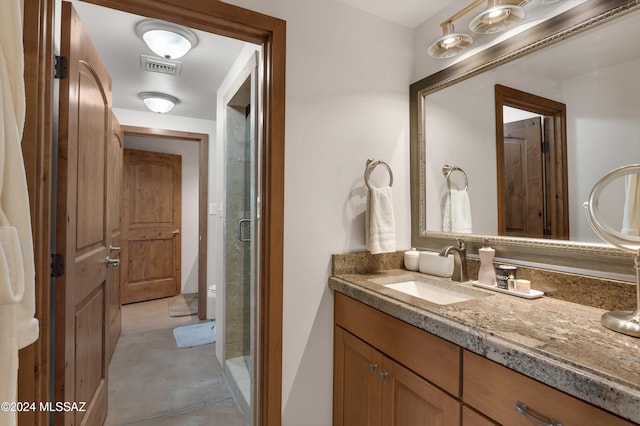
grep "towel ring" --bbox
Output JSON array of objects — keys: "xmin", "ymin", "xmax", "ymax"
[
  {"xmin": 365, "ymin": 158, "xmax": 393, "ymax": 189},
  {"xmin": 442, "ymin": 165, "xmax": 468, "ymax": 190}
]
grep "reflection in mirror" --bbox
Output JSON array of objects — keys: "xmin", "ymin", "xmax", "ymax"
[
  {"xmin": 495, "ymin": 84, "xmax": 568, "ymax": 240},
  {"xmin": 411, "ymin": 0, "xmax": 640, "ymax": 280},
  {"xmin": 423, "ymin": 10, "xmax": 639, "ymax": 242}
]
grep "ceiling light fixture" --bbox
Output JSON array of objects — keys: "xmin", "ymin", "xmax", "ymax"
[
  {"xmin": 469, "ymin": 0, "xmax": 526, "ymax": 34},
  {"xmin": 428, "ymin": 22, "xmax": 474, "ymax": 59},
  {"xmin": 138, "ymin": 92, "xmax": 179, "ymax": 114},
  {"xmin": 427, "ymin": 0, "xmax": 529, "ymax": 58},
  {"xmin": 135, "ymin": 20, "xmax": 198, "ymax": 59}
]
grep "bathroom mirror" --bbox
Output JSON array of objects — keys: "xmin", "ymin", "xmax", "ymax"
[{"xmin": 410, "ymin": 0, "xmax": 640, "ymax": 280}]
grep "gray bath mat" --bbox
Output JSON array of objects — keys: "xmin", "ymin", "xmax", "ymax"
[
  {"xmin": 173, "ymin": 321, "xmax": 216, "ymax": 348},
  {"xmin": 168, "ymin": 293, "xmax": 198, "ymax": 317}
]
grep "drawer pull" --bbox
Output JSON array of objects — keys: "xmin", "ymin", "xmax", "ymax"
[
  {"xmin": 379, "ymin": 372, "xmax": 389, "ymax": 381},
  {"xmin": 516, "ymin": 401, "xmax": 563, "ymax": 426},
  {"xmin": 369, "ymin": 363, "xmax": 378, "ymax": 372}
]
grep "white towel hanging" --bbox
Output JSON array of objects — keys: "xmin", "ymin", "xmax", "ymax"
[
  {"xmin": 443, "ymin": 188, "xmax": 473, "ymax": 234},
  {"xmin": 0, "ymin": 1, "xmax": 39, "ymax": 424}
]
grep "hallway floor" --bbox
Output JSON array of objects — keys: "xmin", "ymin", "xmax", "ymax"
[{"xmin": 104, "ymin": 297, "xmax": 248, "ymax": 426}]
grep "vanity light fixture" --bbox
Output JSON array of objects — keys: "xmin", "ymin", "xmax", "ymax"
[
  {"xmin": 138, "ymin": 92, "xmax": 179, "ymax": 114},
  {"xmin": 135, "ymin": 20, "xmax": 198, "ymax": 59},
  {"xmin": 470, "ymin": 0, "xmax": 526, "ymax": 34},
  {"xmin": 428, "ymin": 22, "xmax": 474, "ymax": 59},
  {"xmin": 427, "ymin": 0, "xmax": 528, "ymax": 58}
]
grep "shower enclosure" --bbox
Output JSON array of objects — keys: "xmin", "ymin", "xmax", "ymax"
[{"xmin": 223, "ymin": 52, "xmax": 259, "ymax": 423}]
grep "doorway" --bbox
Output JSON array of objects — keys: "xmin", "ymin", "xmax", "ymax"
[
  {"xmin": 120, "ymin": 126, "xmax": 209, "ymax": 317},
  {"xmin": 495, "ymin": 84, "xmax": 570, "ymax": 240},
  {"xmin": 19, "ymin": 1, "xmax": 285, "ymax": 425}
]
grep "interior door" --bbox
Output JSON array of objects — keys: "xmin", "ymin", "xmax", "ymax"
[
  {"xmin": 121, "ymin": 148, "xmax": 182, "ymax": 304},
  {"xmin": 56, "ymin": 2, "xmax": 112, "ymax": 424},
  {"xmin": 502, "ymin": 117, "xmax": 545, "ymax": 237},
  {"xmin": 107, "ymin": 113, "xmax": 123, "ymax": 361}
]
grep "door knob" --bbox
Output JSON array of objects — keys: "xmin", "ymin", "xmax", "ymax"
[
  {"xmin": 105, "ymin": 257, "xmax": 120, "ymax": 267},
  {"xmin": 109, "ymin": 245, "xmax": 121, "ymax": 252},
  {"xmin": 172, "ymin": 229, "xmax": 181, "ymax": 235}
]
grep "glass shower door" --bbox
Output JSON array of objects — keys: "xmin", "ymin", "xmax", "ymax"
[{"xmin": 223, "ymin": 55, "xmax": 259, "ymax": 424}]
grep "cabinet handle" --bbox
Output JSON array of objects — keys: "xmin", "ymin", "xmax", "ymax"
[
  {"xmin": 515, "ymin": 401, "xmax": 563, "ymax": 426},
  {"xmin": 379, "ymin": 372, "xmax": 388, "ymax": 381},
  {"xmin": 369, "ymin": 363, "xmax": 378, "ymax": 372}
]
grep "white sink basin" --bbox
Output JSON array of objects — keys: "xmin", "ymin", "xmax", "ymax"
[{"xmin": 370, "ymin": 275, "xmax": 489, "ymax": 305}]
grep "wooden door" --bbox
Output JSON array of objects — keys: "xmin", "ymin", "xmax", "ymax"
[
  {"xmin": 381, "ymin": 356, "xmax": 461, "ymax": 426},
  {"xmin": 121, "ymin": 149, "xmax": 182, "ymax": 304},
  {"xmin": 107, "ymin": 114, "xmax": 123, "ymax": 361},
  {"xmin": 333, "ymin": 326, "xmax": 382, "ymax": 426},
  {"xmin": 503, "ymin": 118, "xmax": 544, "ymax": 237},
  {"xmin": 56, "ymin": 3, "xmax": 112, "ymax": 424}
]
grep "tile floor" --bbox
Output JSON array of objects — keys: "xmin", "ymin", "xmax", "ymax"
[{"xmin": 104, "ymin": 297, "xmax": 248, "ymax": 426}]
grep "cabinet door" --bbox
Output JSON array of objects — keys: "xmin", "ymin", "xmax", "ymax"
[
  {"xmin": 381, "ymin": 356, "xmax": 461, "ymax": 426},
  {"xmin": 334, "ymin": 326, "xmax": 382, "ymax": 426}
]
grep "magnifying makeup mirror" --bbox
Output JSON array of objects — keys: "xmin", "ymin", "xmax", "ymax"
[{"xmin": 584, "ymin": 164, "xmax": 640, "ymax": 337}]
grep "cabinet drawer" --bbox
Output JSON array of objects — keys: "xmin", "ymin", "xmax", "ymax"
[
  {"xmin": 335, "ymin": 293, "xmax": 461, "ymax": 396},
  {"xmin": 462, "ymin": 406, "xmax": 499, "ymax": 426},
  {"xmin": 463, "ymin": 350, "xmax": 634, "ymax": 426}
]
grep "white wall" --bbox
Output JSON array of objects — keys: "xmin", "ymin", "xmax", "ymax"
[
  {"xmin": 222, "ymin": 1, "xmax": 413, "ymax": 424},
  {"xmin": 564, "ymin": 57, "xmax": 640, "ymax": 241},
  {"xmin": 123, "ymin": 135, "xmax": 200, "ymax": 294},
  {"xmin": 112, "ymin": 109, "xmax": 219, "ymax": 294}
]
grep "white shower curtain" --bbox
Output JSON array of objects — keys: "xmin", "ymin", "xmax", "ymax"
[{"xmin": 0, "ymin": 1, "xmax": 39, "ymax": 425}]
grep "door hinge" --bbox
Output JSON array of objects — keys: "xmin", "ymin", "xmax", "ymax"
[
  {"xmin": 51, "ymin": 253, "xmax": 65, "ymax": 278},
  {"xmin": 54, "ymin": 55, "xmax": 68, "ymax": 79},
  {"xmin": 541, "ymin": 141, "xmax": 550, "ymax": 153}
]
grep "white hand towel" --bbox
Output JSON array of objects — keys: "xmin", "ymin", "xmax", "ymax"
[
  {"xmin": 366, "ymin": 186, "xmax": 396, "ymax": 254},
  {"xmin": 442, "ymin": 189, "xmax": 472, "ymax": 234},
  {"xmin": 622, "ymin": 173, "xmax": 640, "ymax": 236}
]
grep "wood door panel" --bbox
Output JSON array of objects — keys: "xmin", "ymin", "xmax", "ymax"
[
  {"xmin": 333, "ymin": 326, "xmax": 382, "ymax": 426},
  {"xmin": 503, "ymin": 118, "xmax": 544, "ymax": 237},
  {"xmin": 57, "ymin": 3, "xmax": 112, "ymax": 424},
  {"xmin": 128, "ymin": 239, "xmax": 175, "ymax": 281},
  {"xmin": 122, "ymin": 149, "xmax": 181, "ymax": 304},
  {"xmin": 130, "ymin": 162, "xmax": 177, "ymax": 225},
  {"xmin": 75, "ymin": 286, "xmax": 106, "ymax": 409},
  {"xmin": 382, "ymin": 356, "xmax": 461, "ymax": 426},
  {"xmin": 76, "ymin": 68, "xmax": 108, "ymax": 251}
]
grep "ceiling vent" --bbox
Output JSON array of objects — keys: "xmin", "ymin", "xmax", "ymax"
[{"xmin": 140, "ymin": 54, "xmax": 182, "ymax": 76}]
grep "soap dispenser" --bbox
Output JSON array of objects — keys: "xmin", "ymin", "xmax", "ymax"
[{"xmin": 478, "ymin": 239, "xmax": 496, "ymax": 285}]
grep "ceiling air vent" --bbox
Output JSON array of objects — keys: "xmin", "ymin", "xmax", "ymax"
[{"xmin": 140, "ymin": 54, "xmax": 182, "ymax": 76}]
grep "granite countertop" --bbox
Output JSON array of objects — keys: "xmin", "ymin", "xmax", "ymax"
[{"xmin": 329, "ymin": 269, "xmax": 640, "ymax": 423}]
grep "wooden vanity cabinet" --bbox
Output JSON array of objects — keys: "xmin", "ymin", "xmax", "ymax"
[
  {"xmin": 333, "ymin": 292, "xmax": 636, "ymax": 426},
  {"xmin": 334, "ymin": 293, "xmax": 461, "ymax": 426},
  {"xmin": 334, "ymin": 327, "xmax": 461, "ymax": 426},
  {"xmin": 463, "ymin": 350, "xmax": 635, "ymax": 426}
]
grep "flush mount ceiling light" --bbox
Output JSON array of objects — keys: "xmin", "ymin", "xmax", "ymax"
[
  {"xmin": 135, "ymin": 20, "xmax": 198, "ymax": 59},
  {"xmin": 428, "ymin": 22, "xmax": 474, "ymax": 59},
  {"xmin": 469, "ymin": 0, "xmax": 526, "ymax": 34},
  {"xmin": 138, "ymin": 92, "xmax": 179, "ymax": 114}
]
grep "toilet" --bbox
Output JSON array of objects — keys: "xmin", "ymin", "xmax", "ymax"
[{"xmin": 207, "ymin": 285, "xmax": 216, "ymax": 320}]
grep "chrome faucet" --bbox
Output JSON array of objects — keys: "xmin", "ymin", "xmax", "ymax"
[{"xmin": 439, "ymin": 239, "xmax": 469, "ymax": 282}]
